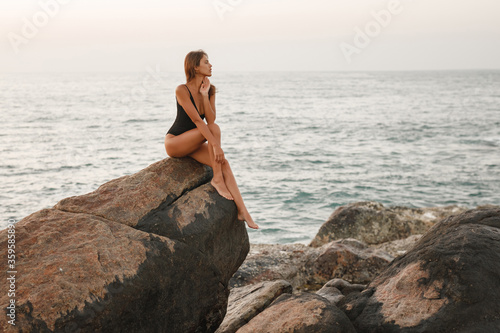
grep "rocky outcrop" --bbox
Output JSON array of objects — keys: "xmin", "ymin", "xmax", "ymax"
[
  {"xmin": 339, "ymin": 207, "xmax": 500, "ymax": 332},
  {"xmin": 216, "ymin": 280, "xmax": 293, "ymax": 333},
  {"xmin": 231, "ymin": 239, "xmax": 393, "ymax": 291},
  {"xmin": 316, "ymin": 279, "xmax": 366, "ymax": 306},
  {"xmin": 236, "ymin": 292, "xmax": 356, "ymax": 333},
  {"xmin": 0, "ymin": 158, "xmax": 249, "ymax": 333},
  {"xmin": 373, "ymin": 234, "xmax": 422, "ymax": 257},
  {"xmin": 305, "ymin": 239, "xmax": 393, "ymax": 287},
  {"xmin": 230, "ymin": 243, "xmax": 318, "ymax": 290},
  {"xmin": 310, "ymin": 201, "xmax": 466, "ymax": 247}
]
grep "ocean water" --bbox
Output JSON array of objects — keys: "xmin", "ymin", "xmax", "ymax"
[{"xmin": 1, "ymin": 70, "xmax": 499, "ymax": 244}]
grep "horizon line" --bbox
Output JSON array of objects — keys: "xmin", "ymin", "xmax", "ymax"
[{"xmin": 2, "ymin": 68, "xmax": 500, "ymax": 74}]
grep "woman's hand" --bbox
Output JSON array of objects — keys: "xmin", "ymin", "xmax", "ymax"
[
  {"xmin": 213, "ymin": 144, "xmax": 226, "ymax": 164},
  {"xmin": 200, "ymin": 77, "xmax": 210, "ymax": 96}
]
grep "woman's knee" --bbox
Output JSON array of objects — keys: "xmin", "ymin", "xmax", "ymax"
[
  {"xmin": 165, "ymin": 144, "xmax": 178, "ymax": 158},
  {"xmin": 207, "ymin": 123, "xmax": 221, "ymax": 138},
  {"xmin": 164, "ymin": 139, "xmax": 182, "ymax": 158}
]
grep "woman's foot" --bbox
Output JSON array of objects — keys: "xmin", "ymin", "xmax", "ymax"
[
  {"xmin": 238, "ymin": 211, "xmax": 259, "ymax": 229},
  {"xmin": 211, "ymin": 178, "xmax": 234, "ymax": 201}
]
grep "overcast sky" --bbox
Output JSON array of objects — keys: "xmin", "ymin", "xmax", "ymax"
[{"xmin": 1, "ymin": 0, "xmax": 499, "ymax": 72}]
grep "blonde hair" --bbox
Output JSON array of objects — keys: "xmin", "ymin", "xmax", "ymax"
[{"xmin": 184, "ymin": 49, "xmax": 215, "ymax": 96}]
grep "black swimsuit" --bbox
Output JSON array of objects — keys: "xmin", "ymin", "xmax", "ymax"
[{"xmin": 166, "ymin": 85, "xmax": 205, "ymax": 136}]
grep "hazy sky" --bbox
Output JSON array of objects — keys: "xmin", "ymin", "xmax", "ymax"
[{"xmin": 1, "ymin": 0, "xmax": 499, "ymax": 72}]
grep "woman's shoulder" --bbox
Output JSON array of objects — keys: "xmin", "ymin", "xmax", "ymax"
[
  {"xmin": 175, "ymin": 83, "xmax": 188, "ymax": 91},
  {"xmin": 175, "ymin": 84, "xmax": 189, "ymax": 97}
]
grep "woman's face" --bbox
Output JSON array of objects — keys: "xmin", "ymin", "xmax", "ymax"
[{"xmin": 196, "ymin": 55, "xmax": 212, "ymax": 77}]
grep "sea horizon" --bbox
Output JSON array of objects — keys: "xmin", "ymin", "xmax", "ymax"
[{"xmin": 2, "ymin": 70, "xmax": 499, "ymax": 244}]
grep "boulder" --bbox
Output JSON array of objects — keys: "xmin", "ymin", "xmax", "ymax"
[
  {"xmin": 374, "ymin": 234, "xmax": 422, "ymax": 258},
  {"xmin": 305, "ymin": 239, "xmax": 393, "ymax": 287},
  {"xmin": 216, "ymin": 280, "xmax": 293, "ymax": 333},
  {"xmin": 310, "ymin": 201, "xmax": 466, "ymax": 247},
  {"xmin": 0, "ymin": 157, "xmax": 249, "ymax": 333},
  {"xmin": 231, "ymin": 239, "xmax": 393, "ymax": 291},
  {"xmin": 55, "ymin": 157, "xmax": 211, "ymax": 228},
  {"xmin": 236, "ymin": 292, "xmax": 356, "ymax": 333},
  {"xmin": 339, "ymin": 208, "xmax": 500, "ymax": 332},
  {"xmin": 316, "ymin": 279, "xmax": 366, "ymax": 305},
  {"xmin": 230, "ymin": 243, "xmax": 319, "ymax": 290}
]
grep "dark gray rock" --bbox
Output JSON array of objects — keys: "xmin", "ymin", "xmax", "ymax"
[{"xmin": 339, "ymin": 207, "xmax": 500, "ymax": 332}]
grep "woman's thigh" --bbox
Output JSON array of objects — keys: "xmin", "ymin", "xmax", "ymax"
[
  {"xmin": 164, "ymin": 128, "xmax": 207, "ymax": 157},
  {"xmin": 188, "ymin": 143, "xmax": 212, "ymax": 167}
]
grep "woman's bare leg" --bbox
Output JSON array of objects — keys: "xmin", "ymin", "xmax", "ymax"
[
  {"xmin": 189, "ymin": 144, "xmax": 258, "ymax": 229},
  {"xmin": 205, "ymin": 124, "xmax": 233, "ymax": 200},
  {"xmin": 221, "ymin": 161, "xmax": 259, "ymax": 229},
  {"xmin": 165, "ymin": 126, "xmax": 232, "ymax": 200},
  {"xmin": 164, "ymin": 129, "xmax": 206, "ymax": 157}
]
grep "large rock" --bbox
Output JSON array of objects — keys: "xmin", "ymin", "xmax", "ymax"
[
  {"xmin": 54, "ymin": 157, "xmax": 211, "ymax": 228},
  {"xmin": 0, "ymin": 157, "xmax": 249, "ymax": 333},
  {"xmin": 373, "ymin": 234, "xmax": 423, "ymax": 258},
  {"xmin": 230, "ymin": 243, "xmax": 319, "ymax": 290},
  {"xmin": 236, "ymin": 292, "xmax": 356, "ymax": 333},
  {"xmin": 310, "ymin": 201, "xmax": 466, "ymax": 247},
  {"xmin": 305, "ymin": 239, "xmax": 393, "ymax": 286},
  {"xmin": 231, "ymin": 239, "xmax": 393, "ymax": 291},
  {"xmin": 216, "ymin": 280, "xmax": 293, "ymax": 333},
  {"xmin": 316, "ymin": 279, "xmax": 366, "ymax": 305},
  {"xmin": 339, "ymin": 207, "xmax": 500, "ymax": 332}
]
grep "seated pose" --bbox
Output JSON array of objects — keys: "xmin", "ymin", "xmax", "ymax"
[{"xmin": 164, "ymin": 50, "xmax": 259, "ymax": 229}]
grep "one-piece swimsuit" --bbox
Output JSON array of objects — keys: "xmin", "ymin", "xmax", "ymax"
[{"xmin": 166, "ymin": 85, "xmax": 205, "ymax": 136}]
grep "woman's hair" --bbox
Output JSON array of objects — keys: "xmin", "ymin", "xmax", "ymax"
[{"xmin": 184, "ymin": 49, "xmax": 215, "ymax": 96}]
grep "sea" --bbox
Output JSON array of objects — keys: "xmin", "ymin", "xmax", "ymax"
[{"xmin": 1, "ymin": 70, "xmax": 499, "ymax": 244}]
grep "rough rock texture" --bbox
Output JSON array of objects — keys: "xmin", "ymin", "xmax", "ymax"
[
  {"xmin": 54, "ymin": 157, "xmax": 212, "ymax": 228},
  {"xmin": 216, "ymin": 280, "xmax": 293, "ymax": 333},
  {"xmin": 316, "ymin": 279, "xmax": 366, "ymax": 305},
  {"xmin": 339, "ymin": 208, "xmax": 500, "ymax": 332},
  {"xmin": 236, "ymin": 292, "xmax": 356, "ymax": 333},
  {"xmin": 231, "ymin": 240, "xmax": 393, "ymax": 291},
  {"xmin": 0, "ymin": 157, "xmax": 249, "ymax": 333},
  {"xmin": 306, "ymin": 239, "xmax": 393, "ymax": 287},
  {"xmin": 374, "ymin": 234, "xmax": 422, "ymax": 258},
  {"xmin": 230, "ymin": 243, "xmax": 319, "ymax": 290},
  {"xmin": 310, "ymin": 201, "xmax": 466, "ymax": 247}
]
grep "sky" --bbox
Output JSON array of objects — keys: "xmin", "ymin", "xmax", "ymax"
[{"xmin": 1, "ymin": 0, "xmax": 500, "ymax": 72}]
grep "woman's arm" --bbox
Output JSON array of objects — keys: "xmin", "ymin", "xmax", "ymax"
[
  {"xmin": 201, "ymin": 78, "xmax": 216, "ymax": 124},
  {"xmin": 175, "ymin": 84, "xmax": 219, "ymax": 148}
]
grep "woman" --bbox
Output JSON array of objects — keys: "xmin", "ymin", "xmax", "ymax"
[{"xmin": 165, "ymin": 50, "xmax": 259, "ymax": 229}]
